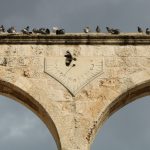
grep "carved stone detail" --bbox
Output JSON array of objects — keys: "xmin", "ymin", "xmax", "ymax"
[{"xmin": 44, "ymin": 56, "xmax": 104, "ymax": 96}]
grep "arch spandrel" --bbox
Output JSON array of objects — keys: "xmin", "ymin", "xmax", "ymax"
[{"xmin": 87, "ymin": 70, "xmax": 150, "ymax": 148}]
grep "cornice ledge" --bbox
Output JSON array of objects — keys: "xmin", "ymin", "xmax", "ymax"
[{"xmin": 0, "ymin": 33, "xmax": 150, "ymax": 45}]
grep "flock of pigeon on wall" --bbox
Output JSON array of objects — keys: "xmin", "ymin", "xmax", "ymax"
[{"xmin": 0, "ymin": 25, "xmax": 150, "ymax": 35}]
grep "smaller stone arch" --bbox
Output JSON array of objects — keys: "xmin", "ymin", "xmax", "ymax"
[{"xmin": 0, "ymin": 79, "xmax": 61, "ymax": 150}]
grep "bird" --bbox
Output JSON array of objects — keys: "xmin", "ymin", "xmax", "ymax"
[
  {"xmin": 106, "ymin": 27, "xmax": 120, "ymax": 34},
  {"xmin": 21, "ymin": 26, "xmax": 30, "ymax": 34},
  {"xmin": 7, "ymin": 26, "xmax": 16, "ymax": 33},
  {"xmin": 0, "ymin": 25, "xmax": 5, "ymax": 33},
  {"xmin": 111, "ymin": 28, "xmax": 120, "ymax": 34},
  {"xmin": 146, "ymin": 28, "xmax": 150, "ymax": 35},
  {"xmin": 56, "ymin": 29, "xmax": 65, "ymax": 35},
  {"xmin": 137, "ymin": 26, "xmax": 143, "ymax": 33},
  {"xmin": 96, "ymin": 26, "xmax": 101, "ymax": 33},
  {"xmin": 106, "ymin": 27, "xmax": 112, "ymax": 33},
  {"xmin": 83, "ymin": 27, "xmax": 91, "ymax": 33},
  {"xmin": 39, "ymin": 28, "xmax": 50, "ymax": 34},
  {"xmin": 32, "ymin": 28, "xmax": 50, "ymax": 34},
  {"xmin": 45, "ymin": 28, "xmax": 50, "ymax": 34},
  {"xmin": 52, "ymin": 27, "xmax": 59, "ymax": 33},
  {"xmin": 32, "ymin": 28, "xmax": 39, "ymax": 34}
]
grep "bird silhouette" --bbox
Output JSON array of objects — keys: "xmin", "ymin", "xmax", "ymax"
[
  {"xmin": 21, "ymin": 26, "xmax": 30, "ymax": 34},
  {"xmin": 83, "ymin": 27, "xmax": 91, "ymax": 33},
  {"xmin": 39, "ymin": 28, "xmax": 50, "ymax": 34},
  {"xmin": 32, "ymin": 28, "xmax": 38, "ymax": 34},
  {"xmin": 106, "ymin": 27, "xmax": 112, "ymax": 33},
  {"xmin": 32, "ymin": 28, "xmax": 50, "ymax": 34},
  {"xmin": 137, "ymin": 26, "xmax": 143, "ymax": 33},
  {"xmin": 111, "ymin": 28, "xmax": 120, "ymax": 34},
  {"xmin": 0, "ymin": 25, "xmax": 5, "ymax": 33},
  {"xmin": 96, "ymin": 26, "xmax": 101, "ymax": 33},
  {"xmin": 56, "ymin": 29, "xmax": 65, "ymax": 35},
  {"xmin": 7, "ymin": 27, "xmax": 16, "ymax": 33},
  {"xmin": 146, "ymin": 28, "xmax": 150, "ymax": 35},
  {"xmin": 106, "ymin": 27, "xmax": 120, "ymax": 34},
  {"xmin": 52, "ymin": 27, "xmax": 59, "ymax": 33}
]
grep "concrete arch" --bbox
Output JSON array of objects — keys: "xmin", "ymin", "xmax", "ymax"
[{"xmin": 0, "ymin": 79, "xmax": 61, "ymax": 150}]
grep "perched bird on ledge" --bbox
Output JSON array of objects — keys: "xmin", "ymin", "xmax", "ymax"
[
  {"xmin": 111, "ymin": 28, "xmax": 120, "ymax": 34},
  {"xmin": 7, "ymin": 26, "xmax": 16, "ymax": 33},
  {"xmin": 39, "ymin": 28, "xmax": 50, "ymax": 34},
  {"xmin": 0, "ymin": 25, "xmax": 5, "ymax": 33},
  {"xmin": 52, "ymin": 27, "xmax": 59, "ymax": 33},
  {"xmin": 32, "ymin": 28, "xmax": 50, "ymax": 34},
  {"xmin": 137, "ymin": 26, "xmax": 143, "ymax": 33},
  {"xmin": 106, "ymin": 27, "xmax": 120, "ymax": 34},
  {"xmin": 106, "ymin": 27, "xmax": 112, "ymax": 33},
  {"xmin": 96, "ymin": 26, "xmax": 101, "ymax": 33},
  {"xmin": 83, "ymin": 27, "xmax": 91, "ymax": 33},
  {"xmin": 56, "ymin": 29, "xmax": 65, "ymax": 35},
  {"xmin": 146, "ymin": 28, "xmax": 150, "ymax": 35},
  {"xmin": 21, "ymin": 26, "xmax": 30, "ymax": 34}
]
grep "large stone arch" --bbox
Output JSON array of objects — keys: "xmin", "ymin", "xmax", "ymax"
[{"xmin": 0, "ymin": 77, "xmax": 61, "ymax": 150}]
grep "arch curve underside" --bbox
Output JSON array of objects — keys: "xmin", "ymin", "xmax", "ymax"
[
  {"xmin": 93, "ymin": 79, "xmax": 150, "ymax": 148},
  {"xmin": 0, "ymin": 80, "xmax": 61, "ymax": 150}
]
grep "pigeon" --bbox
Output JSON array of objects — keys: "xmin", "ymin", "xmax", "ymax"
[
  {"xmin": 39, "ymin": 28, "xmax": 50, "ymax": 34},
  {"xmin": 56, "ymin": 29, "xmax": 65, "ymax": 35},
  {"xmin": 32, "ymin": 28, "xmax": 39, "ymax": 34},
  {"xmin": 106, "ymin": 27, "xmax": 112, "ymax": 33},
  {"xmin": 111, "ymin": 28, "xmax": 120, "ymax": 34},
  {"xmin": 83, "ymin": 27, "xmax": 91, "ymax": 33},
  {"xmin": 21, "ymin": 26, "xmax": 30, "ymax": 34},
  {"xmin": 32, "ymin": 28, "xmax": 50, "ymax": 34},
  {"xmin": 7, "ymin": 26, "xmax": 16, "ymax": 33},
  {"xmin": 96, "ymin": 26, "xmax": 101, "ymax": 33},
  {"xmin": 106, "ymin": 27, "xmax": 120, "ymax": 34},
  {"xmin": 138, "ymin": 26, "xmax": 143, "ymax": 33},
  {"xmin": 0, "ymin": 25, "xmax": 5, "ymax": 33},
  {"xmin": 45, "ymin": 28, "xmax": 50, "ymax": 34},
  {"xmin": 146, "ymin": 28, "xmax": 150, "ymax": 35},
  {"xmin": 52, "ymin": 27, "xmax": 59, "ymax": 33}
]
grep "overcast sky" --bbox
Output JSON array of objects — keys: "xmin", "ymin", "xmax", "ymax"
[
  {"xmin": 0, "ymin": 96, "xmax": 150, "ymax": 150},
  {"xmin": 1, "ymin": 0, "xmax": 150, "ymax": 32},
  {"xmin": 0, "ymin": 0, "xmax": 150, "ymax": 150},
  {"xmin": 92, "ymin": 96, "xmax": 150, "ymax": 150}
]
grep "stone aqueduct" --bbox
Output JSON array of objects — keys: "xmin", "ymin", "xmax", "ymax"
[{"xmin": 0, "ymin": 33, "xmax": 150, "ymax": 150}]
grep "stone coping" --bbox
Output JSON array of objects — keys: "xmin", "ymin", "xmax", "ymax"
[{"xmin": 0, "ymin": 33, "xmax": 150, "ymax": 45}]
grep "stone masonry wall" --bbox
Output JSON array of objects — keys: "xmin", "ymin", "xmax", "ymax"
[{"xmin": 0, "ymin": 34, "xmax": 150, "ymax": 150}]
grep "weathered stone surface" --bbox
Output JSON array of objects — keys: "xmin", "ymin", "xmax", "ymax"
[{"xmin": 0, "ymin": 33, "xmax": 150, "ymax": 150}]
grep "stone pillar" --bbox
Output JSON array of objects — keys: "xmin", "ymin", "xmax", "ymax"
[
  {"xmin": 55, "ymin": 117, "xmax": 90, "ymax": 150},
  {"xmin": 60, "ymin": 140, "xmax": 90, "ymax": 150}
]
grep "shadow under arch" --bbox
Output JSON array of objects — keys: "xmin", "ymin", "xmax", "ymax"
[
  {"xmin": 95, "ymin": 79, "xmax": 150, "ymax": 142},
  {"xmin": 0, "ymin": 80, "xmax": 61, "ymax": 150}
]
